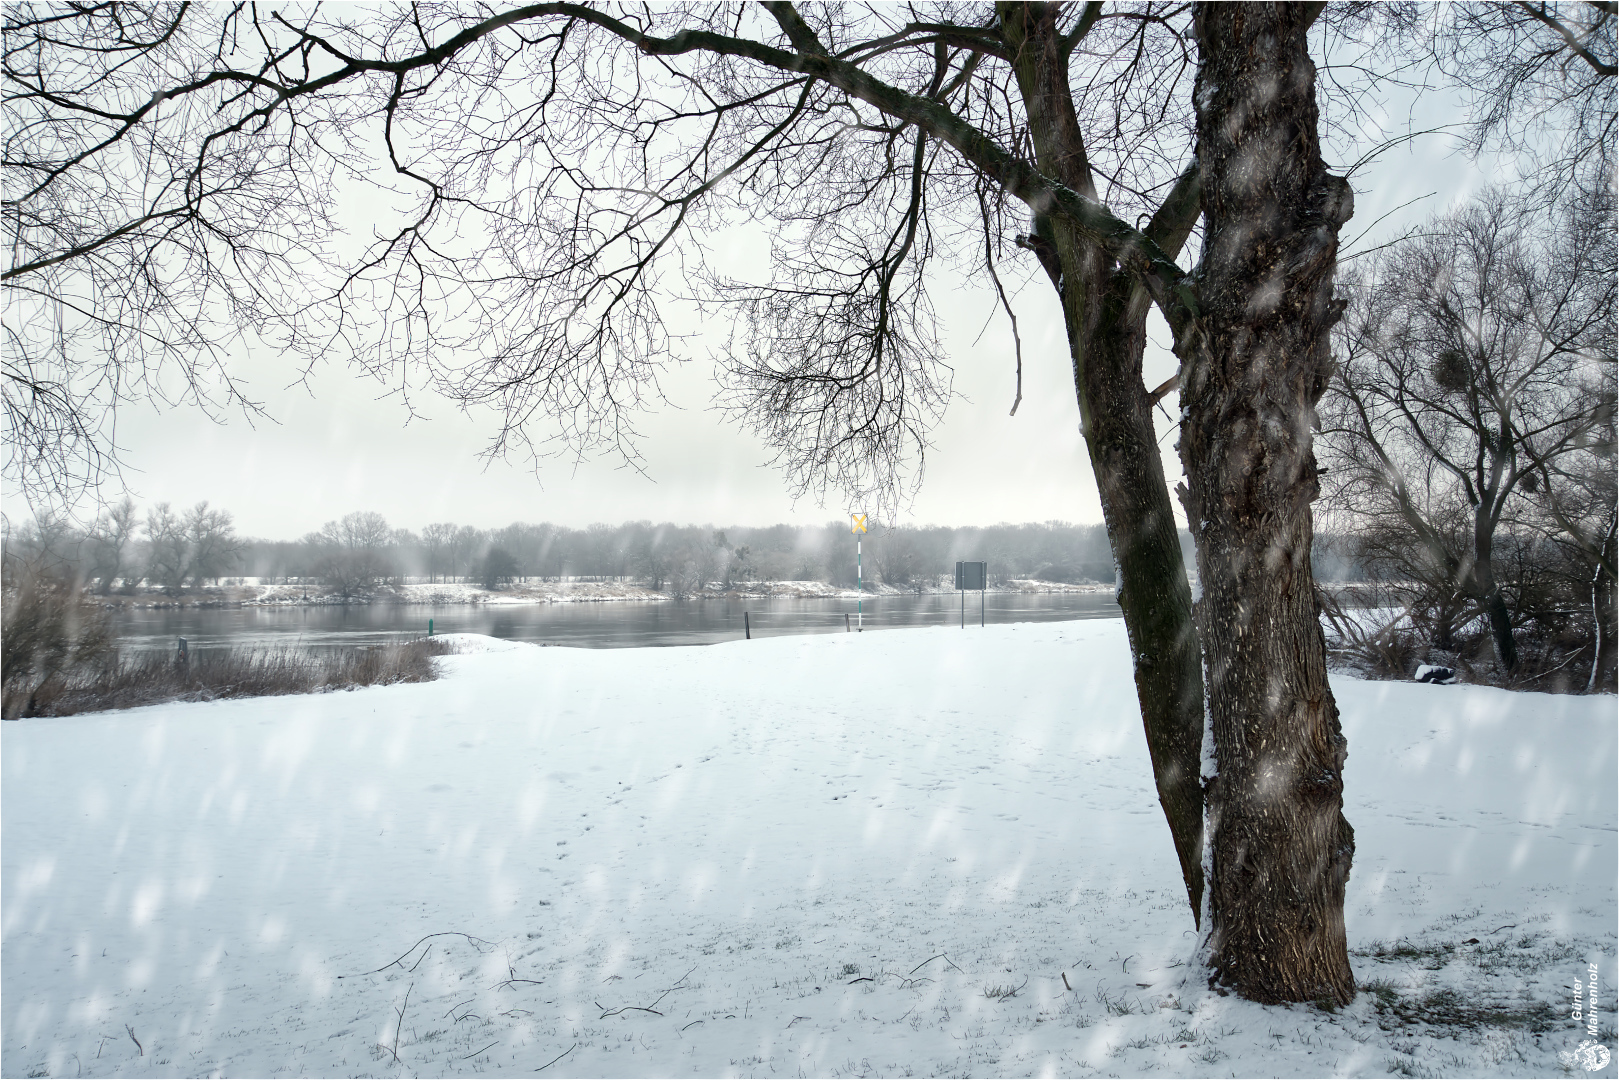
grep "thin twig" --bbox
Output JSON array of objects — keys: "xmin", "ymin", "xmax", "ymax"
[
  {"xmin": 535, "ymin": 1042, "xmax": 577, "ymax": 1073},
  {"xmin": 340, "ymin": 932, "xmax": 496, "ymax": 979},
  {"xmin": 598, "ymin": 969, "xmax": 691, "ymax": 1018},
  {"xmin": 125, "ymin": 1025, "xmax": 142, "ymax": 1056},
  {"xmin": 597, "ymin": 1002, "xmax": 664, "ymax": 1018},
  {"xmin": 496, "ymin": 959, "xmax": 546, "ymax": 990},
  {"xmin": 389, "ymin": 983, "xmax": 413, "ymax": 1064},
  {"xmin": 464, "ymin": 1040, "xmax": 499, "ymax": 1060},
  {"xmin": 909, "ymin": 953, "xmax": 963, "ymax": 975}
]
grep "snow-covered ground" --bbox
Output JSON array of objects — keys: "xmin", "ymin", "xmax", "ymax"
[{"xmin": 3, "ymin": 621, "xmax": 1614, "ymax": 1078}]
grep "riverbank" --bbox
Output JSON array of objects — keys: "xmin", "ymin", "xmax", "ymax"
[
  {"xmin": 4, "ymin": 621, "xmax": 1612, "ymax": 1078},
  {"xmin": 94, "ymin": 577, "xmax": 1114, "ymax": 609},
  {"xmin": 1, "ymin": 637, "xmax": 452, "ymax": 720}
]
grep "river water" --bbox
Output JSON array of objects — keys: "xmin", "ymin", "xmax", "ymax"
[{"xmin": 110, "ymin": 591, "xmax": 1120, "ymax": 652}]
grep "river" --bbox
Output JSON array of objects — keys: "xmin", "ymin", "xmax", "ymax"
[{"xmin": 110, "ymin": 591, "xmax": 1120, "ymax": 652}]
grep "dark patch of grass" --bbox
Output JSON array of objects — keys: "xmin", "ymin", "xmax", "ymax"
[
  {"xmin": 1355, "ymin": 939, "xmax": 1457, "ymax": 969},
  {"xmin": 1363, "ymin": 982, "xmax": 1559, "ymax": 1034},
  {"xmin": 4, "ymin": 638, "xmax": 454, "ymax": 718}
]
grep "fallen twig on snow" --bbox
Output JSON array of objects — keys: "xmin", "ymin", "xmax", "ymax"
[
  {"xmin": 496, "ymin": 958, "xmax": 545, "ymax": 991},
  {"xmin": 535, "ymin": 1042, "xmax": 577, "ymax": 1072},
  {"xmin": 596, "ymin": 1000, "xmax": 664, "ymax": 1018},
  {"xmin": 595, "ymin": 966, "xmax": 696, "ymax": 1019},
  {"xmin": 340, "ymin": 932, "xmax": 495, "ymax": 979},
  {"xmin": 464, "ymin": 1039, "xmax": 500, "ymax": 1060},
  {"xmin": 125, "ymin": 1025, "xmax": 142, "ymax": 1056},
  {"xmin": 909, "ymin": 953, "xmax": 963, "ymax": 975}
]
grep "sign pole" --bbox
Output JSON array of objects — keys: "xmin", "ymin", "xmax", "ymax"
[{"xmin": 954, "ymin": 561, "xmax": 986, "ymax": 629}]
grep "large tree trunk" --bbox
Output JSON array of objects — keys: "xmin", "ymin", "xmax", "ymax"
[
  {"xmin": 1470, "ymin": 515, "xmax": 1519, "ymax": 671},
  {"xmin": 999, "ymin": 2, "xmax": 1207, "ymax": 921},
  {"xmin": 1088, "ymin": 275, "xmax": 1208, "ymax": 920},
  {"xmin": 1181, "ymin": 2, "xmax": 1356, "ymax": 1005}
]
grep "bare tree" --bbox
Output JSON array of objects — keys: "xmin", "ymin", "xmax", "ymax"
[
  {"xmin": 311, "ymin": 511, "xmax": 395, "ymax": 596},
  {"xmin": 1320, "ymin": 190, "xmax": 1616, "ymax": 674},
  {"xmin": 452, "ymin": 525, "xmax": 486, "ymax": 584},
  {"xmin": 2, "ymin": 0, "xmax": 1408, "ymax": 1001},
  {"xmin": 1429, "ymin": 1, "xmax": 1615, "ymax": 206},
  {"xmin": 421, "ymin": 522, "xmax": 457, "ymax": 584},
  {"xmin": 1526, "ymin": 425, "xmax": 1619, "ymax": 690},
  {"xmin": 184, "ymin": 501, "xmax": 241, "ymax": 586},
  {"xmin": 86, "ymin": 496, "xmax": 140, "ymax": 594},
  {"xmin": 143, "ymin": 502, "xmax": 189, "ymax": 595}
]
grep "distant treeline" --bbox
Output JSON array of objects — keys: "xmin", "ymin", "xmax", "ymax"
[{"xmin": 2, "ymin": 503, "xmax": 1374, "ymax": 597}]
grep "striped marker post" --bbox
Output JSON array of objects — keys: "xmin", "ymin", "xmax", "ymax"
[{"xmin": 851, "ymin": 513, "xmax": 868, "ymax": 631}]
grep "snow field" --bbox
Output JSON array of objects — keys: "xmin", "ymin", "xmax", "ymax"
[{"xmin": 3, "ymin": 621, "xmax": 1614, "ymax": 1078}]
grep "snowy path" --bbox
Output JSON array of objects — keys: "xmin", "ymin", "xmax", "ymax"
[{"xmin": 4, "ymin": 622, "xmax": 1614, "ymax": 1078}]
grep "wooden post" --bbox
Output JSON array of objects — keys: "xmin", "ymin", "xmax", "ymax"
[{"xmin": 744, "ymin": 611, "xmax": 751, "ymax": 640}]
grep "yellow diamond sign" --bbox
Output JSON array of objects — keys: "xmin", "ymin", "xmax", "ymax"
[{"xmin": 851, "ymin": 513, "xmax": 867, "ymax": 534}]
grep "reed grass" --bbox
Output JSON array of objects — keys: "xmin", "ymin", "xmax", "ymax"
[{"xmin": 3, "ymin": 637, "xmax": 455, "ymax": 718}]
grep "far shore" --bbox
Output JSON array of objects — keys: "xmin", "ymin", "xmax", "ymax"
[{"xmin": 93, "ymin": 576, "xmax": 1116, "ymax": 609}]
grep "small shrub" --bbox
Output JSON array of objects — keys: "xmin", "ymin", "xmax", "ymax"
[{"xmin": 2, "ymin": 561, "xmax": 115, "ymax": 719}]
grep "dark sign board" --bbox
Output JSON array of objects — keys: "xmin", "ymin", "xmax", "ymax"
[{"xmin": 954, "ymin": 561, "xmax": 986, "ymax": 591}]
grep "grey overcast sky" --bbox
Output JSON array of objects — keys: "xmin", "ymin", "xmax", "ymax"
[{"xmin": 28, "ymin": 50, "xmax": 1507, "ymax": 540}]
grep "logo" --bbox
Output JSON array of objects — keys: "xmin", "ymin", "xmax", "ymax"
[{"xmin": 1559, "ymin": 1040, "xmax": 1611, "ymax": 1072}]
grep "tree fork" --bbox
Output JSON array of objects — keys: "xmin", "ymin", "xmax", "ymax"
[{"xmin": 1182, "ymin": 1, "xmax": 1356, "ymax": 1004}]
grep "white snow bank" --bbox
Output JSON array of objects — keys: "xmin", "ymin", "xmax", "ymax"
[
  {"xmin": 427, "ymin": 633, "xmax": 538, "ymax": 654},
  {"xmin": 3, "ymin": 621, "xmax": 1613, "ymax": 1078}
]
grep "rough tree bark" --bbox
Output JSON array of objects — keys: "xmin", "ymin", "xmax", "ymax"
[
  {"xmin": 999, "ymin": 2, "xmax": 1207, "ymax": 919},
  {"xmin": 1180, "ymin": 2, "xmax": 1357, "ymax": 1004}
]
